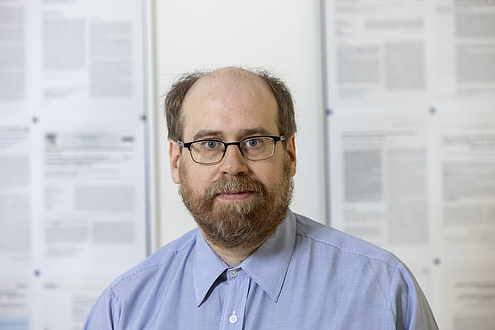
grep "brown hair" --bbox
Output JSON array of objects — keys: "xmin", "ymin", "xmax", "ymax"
[{"xmin": 164, "ymin": 67, "xmax": 297, "ymax": 141}]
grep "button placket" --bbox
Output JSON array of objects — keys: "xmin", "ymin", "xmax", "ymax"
[{"xmin": 219, "ymin": 268, "xmax": 249, "ymax": 329}]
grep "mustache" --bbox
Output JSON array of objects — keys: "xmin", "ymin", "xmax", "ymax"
[{"xmin": 204, "ymin": 176, "xmax": 265, "ymax": 202}]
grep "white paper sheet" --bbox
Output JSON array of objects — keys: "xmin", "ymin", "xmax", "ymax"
[
  {"xmin": 323, "ymin": 1, "xmax": 495, "ymax": 328},
  {"xmin": 0, "ymin": 1, "xmax": 151, "ymax": 329}
]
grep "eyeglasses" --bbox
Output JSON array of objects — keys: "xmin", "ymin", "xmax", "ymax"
[{"xmin": 178, "ymin": 135, "xmax": 286, "ymax": 164}]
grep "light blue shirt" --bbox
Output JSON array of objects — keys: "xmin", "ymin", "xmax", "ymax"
[{"xmin": 84, "ymin": 211, "xmax": 438, "ymax": 329}]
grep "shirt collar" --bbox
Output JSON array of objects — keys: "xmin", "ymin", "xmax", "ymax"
[
  {"xmin": 193, "ymin": 230, "xmax": 229, "ymax": 307},
  {"xmin": 192, "ymin": 211, "xmax": 296, "ymax": 306},
  {"xmin": 241, "ymin": 211, "xmax": 296, "ymax": 302}
]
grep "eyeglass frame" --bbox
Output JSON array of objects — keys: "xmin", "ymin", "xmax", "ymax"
[{"xmin": 177, "ymin": 135, "xmax": 286, "ymax": 164}]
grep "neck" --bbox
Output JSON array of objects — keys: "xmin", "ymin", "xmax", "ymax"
[{"xmin": 198, "ymin": 228, "xmax": 262, "ymax": 267}]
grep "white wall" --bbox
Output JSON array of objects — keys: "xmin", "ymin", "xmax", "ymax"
[{"xmin": 153, "ymin": 0, "xmax": 326, "ymax": 246}]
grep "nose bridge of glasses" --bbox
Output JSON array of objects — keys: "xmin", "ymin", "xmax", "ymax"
[{"xmin": 223, "ymin": 141, "xmax": 245, "ymax": 158}]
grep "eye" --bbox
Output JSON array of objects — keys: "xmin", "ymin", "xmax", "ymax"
[
  {"xmin": 245, "ymin": 138, "xmax": 262, "ymax": 148},
  {"xmin": 202, "ymin": 140, "xmax": 221, "ymax": 150}
]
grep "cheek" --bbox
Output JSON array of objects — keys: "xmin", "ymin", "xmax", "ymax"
[
  {"xmin": 195, "ymin": 175, "xmax": 211, "ymax": 192},
  {"xmin": 250, "ymin": 164, "xmax": 279, "ymax": 190},
  {"xmin": 182, "ymin": 164, "xmax": 215, "ymax": 193}
]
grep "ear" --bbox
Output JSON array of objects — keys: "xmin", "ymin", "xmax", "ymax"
[
  {"xmin": 169, "ymin": 140, "xmax": 181, "ymax": 184},
  {"xmin": 286, "ymin": 135, "xmax": 297, "ymax": 177}
]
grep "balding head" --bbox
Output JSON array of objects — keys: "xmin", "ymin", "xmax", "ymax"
[{"xmin": 164, "ymin": 66, "xmax": 297, "ymax": 142}]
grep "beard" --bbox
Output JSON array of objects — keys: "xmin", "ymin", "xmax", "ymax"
[{"xmin": 179, "ymin": 159, "xmax": 294, "ymax": 250}]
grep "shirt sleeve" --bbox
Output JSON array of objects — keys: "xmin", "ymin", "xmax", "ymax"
[
  {"xmin": 83, "ymin": 287, "xmax": 119, "ymax": 330},
  {"xmin": 390, "ymin": 263, "xmax": 439, "ymax": 330}
]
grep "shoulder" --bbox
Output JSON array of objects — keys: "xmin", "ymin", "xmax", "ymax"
[
  {"xmin": 293, "ymin": 213, "xmax": 401, "ymax": 270},
  {"xmin": 290, "ymin": 213, "xmax": 438, "ymax": 328},
  {"xmin": 108, "ymin": 228, "xmax": 199, "ymax": 290}
]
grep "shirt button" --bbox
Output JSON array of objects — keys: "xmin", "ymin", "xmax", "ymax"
[
  {"xmin": 229, "ymin": 269, "xmax": 238, "ymax": 278},
  {"xmin": 229, "ymin": 312, "xmax": 237, "ymax": 324}
]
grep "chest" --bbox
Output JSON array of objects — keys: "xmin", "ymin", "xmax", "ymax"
[{"xmin": 127, "ymin": 268, "xmax": 393, "ymax": 330}]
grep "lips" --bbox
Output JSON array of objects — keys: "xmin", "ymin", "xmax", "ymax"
[{"xmin": 216, "ymin": 191, "xmax": 254, "ymax": 201}]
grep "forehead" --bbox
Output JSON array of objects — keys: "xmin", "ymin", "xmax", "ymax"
[{"xmin": 181, "ymin": 70, "xmax": 279, "ymax": 140}]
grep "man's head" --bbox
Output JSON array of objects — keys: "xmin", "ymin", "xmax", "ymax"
[{"xmin": 165, "ymin": 67, "xmax": 297, "ymax": 251}]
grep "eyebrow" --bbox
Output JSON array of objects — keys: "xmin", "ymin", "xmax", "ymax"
[{"xmin": 192, "ymin": 127, "xmax": 274, "ymax": 141}]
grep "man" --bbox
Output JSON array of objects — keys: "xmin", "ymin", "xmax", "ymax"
[{"xmin": 84, "ymin": 67, "xmax": 438, "ymax": 329}]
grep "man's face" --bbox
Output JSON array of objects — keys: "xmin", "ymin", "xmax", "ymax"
[{"xmin": 169, "ymin": 69, "xmax": 297, "ymax": 250}]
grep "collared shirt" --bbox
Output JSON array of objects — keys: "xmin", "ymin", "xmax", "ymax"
[{"xmin": 84, "ymin": 211, "xmax": 438, "ymax": 329}]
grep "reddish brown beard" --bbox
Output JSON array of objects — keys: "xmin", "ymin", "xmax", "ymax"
[{"xmin": 179, "ymin": 159, "xmax": 294, "ymax": 250}]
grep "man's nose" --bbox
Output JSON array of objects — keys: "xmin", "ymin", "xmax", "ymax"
[{"xmin": 219, "ymin": 144, "xmax": 249, "ymax": 176}]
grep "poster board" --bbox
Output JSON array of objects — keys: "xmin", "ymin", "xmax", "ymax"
[
  {"xmin": 321, "ymin": 0, "xmax": 495, "ymax": 328},
  {"xmin": 0, "ymin": 0, "xmax": 153, "ymax": 329}
]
